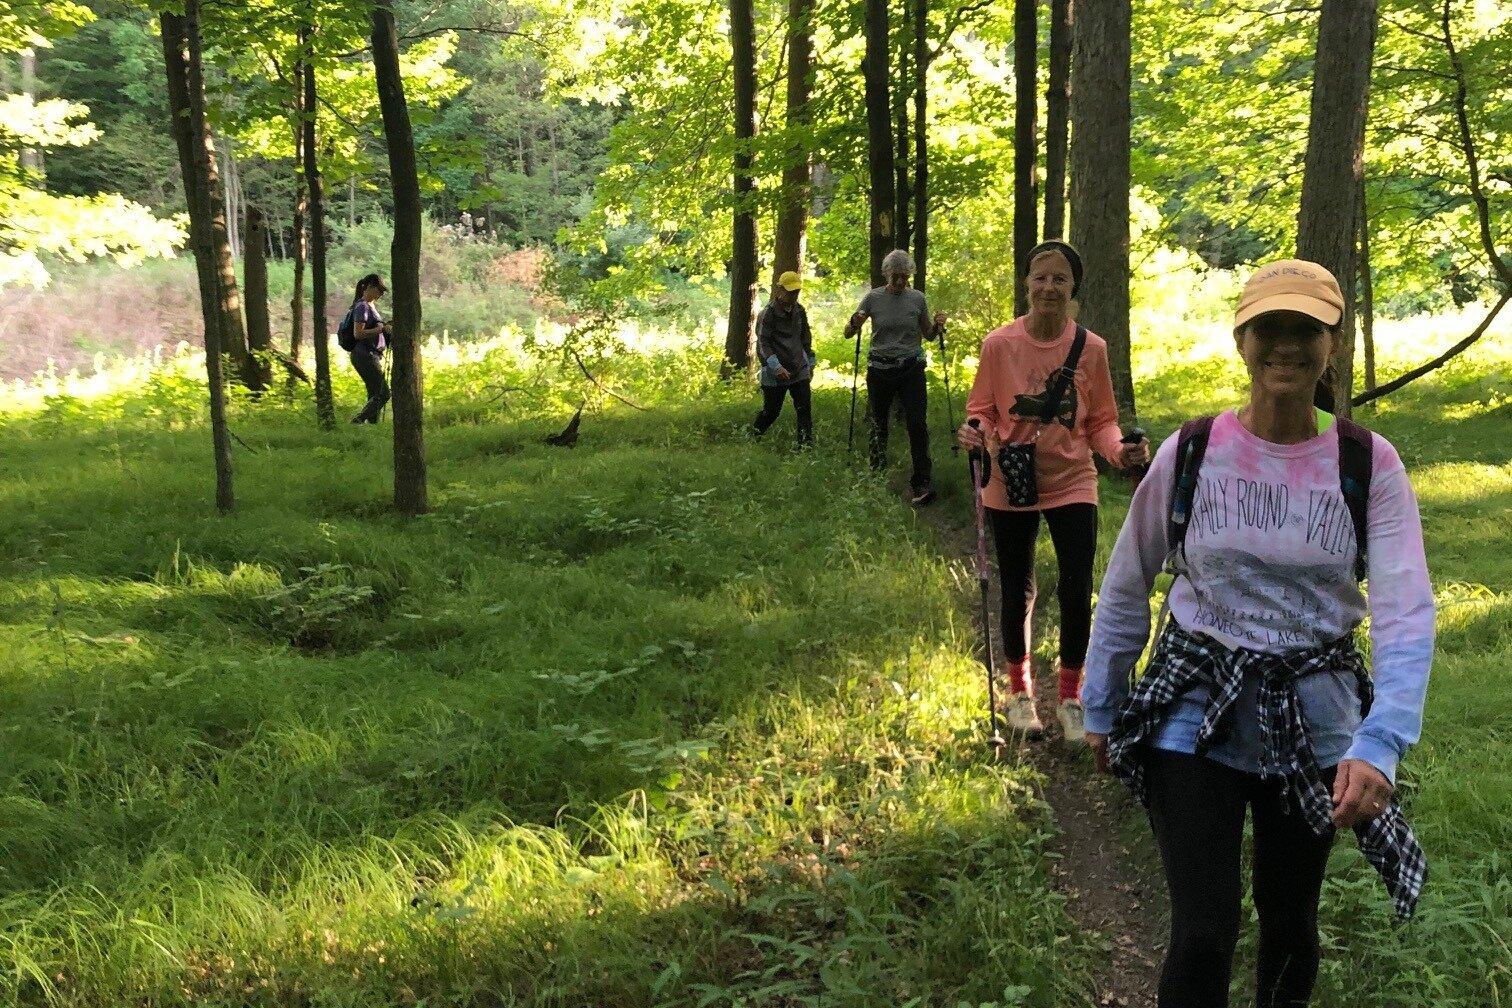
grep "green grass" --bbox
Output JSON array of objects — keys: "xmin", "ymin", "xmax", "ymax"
[{"xmin": 0, "ymin": 306, "xmax": 1506, "ymax": 1006}]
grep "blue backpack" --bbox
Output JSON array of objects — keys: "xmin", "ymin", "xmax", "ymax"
[{"xmin": 336, "ymin": 303, "xmax": 359, "ymax": 352}]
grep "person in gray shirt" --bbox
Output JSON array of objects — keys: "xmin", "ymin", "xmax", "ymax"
[{"xmin": 845, "ymin": 249, "xmax": 947, "ymax": 504}]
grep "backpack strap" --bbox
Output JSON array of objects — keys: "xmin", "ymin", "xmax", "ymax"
[
  {"xmin": 1038, "ymin": 325, "xmax": 1087, "ymax": 423},
  {"xmin": 1335, "ymin": 416, "xmax": 1374, "ymax": 581},
  {"xmin": 1166, "ymin": 415, "xmax": 1216, "ymax": 573}
]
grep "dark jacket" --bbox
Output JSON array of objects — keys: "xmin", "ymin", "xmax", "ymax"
[{"xmin": 756, "ymin": 300, "xmax": 815, "ymax": 387}]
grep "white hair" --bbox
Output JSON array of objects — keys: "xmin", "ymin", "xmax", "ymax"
[{"xmin": 882, "ymin": 249, "xmax": 915, "ymax": 275}]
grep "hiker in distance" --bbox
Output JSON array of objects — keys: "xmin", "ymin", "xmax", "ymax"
[
  {"xmin": 1083, "ymin": 260, "xmax": 1434, "ymax": 1007},
  {"xmin": 956, "ymin": 241, "xmax": 1149, "ymax": 742},
  {"xmin": 751, "ymin": 270, "xmax": 816, "ymax": 446},
  {"xmin": 340, "ymin": 272, "xmax": 392, "ymax": 425},
  {"xmin": 845, "ymin": 249, "xmax": 947, "ymax": 505}
]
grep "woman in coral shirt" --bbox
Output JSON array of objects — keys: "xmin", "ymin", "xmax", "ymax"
[{"xmin": 957, "ymin": 241, "xmax": 1149, "ymax": 740}]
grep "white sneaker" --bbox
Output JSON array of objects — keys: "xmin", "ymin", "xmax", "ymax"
[
  {"xmin": 1006, "ymin": 692, "xmax": 1044, "ymax": 735},
  {"xmin": 1057, "ymin": 699, "xmax": 1086, "ymax": 744}
]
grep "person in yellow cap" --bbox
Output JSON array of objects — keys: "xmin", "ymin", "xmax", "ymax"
[
  {"xmin": 1084, "ymin": 258, "xmax": 1434, "ymax": 1005},
  {"xmin": 751, "ymin": 270, "xmax": 816, "ymax": 446}
]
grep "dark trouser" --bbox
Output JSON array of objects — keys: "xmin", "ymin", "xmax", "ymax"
[
  {"xmin": 867, "ymin": 359, "xmax": 931, "ymax": 490},
  {"xmin": 350, "ymin": 348, "xmax": 390, "ymax": 422},
  {"xmin": 1145, "ymin": 749, "xmax": 1337, "ymax": 1008},
  {"xmin": 987, "ymin": 502, "xmax": 1098, "ymax": 667},
  {"xmin": 752, "ymin": 380, "xmax": 812, "ymax": 444}
]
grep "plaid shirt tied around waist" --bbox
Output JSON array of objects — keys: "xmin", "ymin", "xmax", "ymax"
[{"xmin": 1107, "ymin": 621, "xmax": 1427, "ymax": 919}]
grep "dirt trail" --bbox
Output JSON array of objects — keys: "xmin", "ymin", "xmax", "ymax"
[{"xmin": 924, "ymin": 482, "xmax": 1166, "ymax": 1008}]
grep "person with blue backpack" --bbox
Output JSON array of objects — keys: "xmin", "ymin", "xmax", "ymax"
[
  {"xmin": 1083, "ymin": 260, "xmax": 1435, "ymax": 1007},
  {"xmin": 338, "ymin": 273, "xmax": 391, "ymax": 424}
]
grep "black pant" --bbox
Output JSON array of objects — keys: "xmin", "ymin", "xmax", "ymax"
[
  {"xmin": 752, "ymin": 380, "xmax": 812, "ymax": 444},
  {"xmin": 987, "ymin": 502, "xmax": 1097, "ymax": 667},
  {"xmin": 867, "ymin": 360, "xmax": 931, "ymax": 490},
  {"xmin": 1145, "ymin": 749, "xmax": 1337, "ymax": 1008},
  {"xmin": 351, "ymin": 348, "xmax": 390, "ymax": 422}
]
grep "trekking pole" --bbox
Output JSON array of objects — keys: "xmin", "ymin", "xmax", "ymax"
[
  {"xmin": 967, "ymin": 418, "xmax": 1006, "ymax": 754},
  {"xmin": 935, "ymin": 322, "xmax": 958, "ymax": 455},
  {"xmin": 1121, "ymin": 418, "xmax": 1148, "ymax": 486},
  {"xmin": 381, "ymin": 351, "xmax": 393, "ymax": 422},
  {"xmin": 846, "ymin": 328, "xmax": 863, "ymax": 457}
]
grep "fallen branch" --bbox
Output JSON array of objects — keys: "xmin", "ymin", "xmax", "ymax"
[
  {"xmin": 270, "ymin": 349, "xmax": 310, "ymax": 385},
  {"xmin": 570, "ymin": 348, "xmax": 647, "ymax": 412},
  {"xmin": 1351, "ymin": 293, "xmax": 1509, "ymax": 406}
]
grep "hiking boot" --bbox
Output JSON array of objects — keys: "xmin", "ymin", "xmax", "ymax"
[
  {"xmin": 1057, "ymin": 699, "xmax": 1086, "ymax": 744},
  {"xmin": 1005, "ymin": 692, "xmax": 1044, "ymax": 736},
  {"xmin": 910, "ymin": 484, "xmax": 938, "ymax": 506}
]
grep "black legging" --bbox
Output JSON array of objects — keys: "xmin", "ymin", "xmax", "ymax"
[
  {"xmin": 987, "ymin": 502, "xmax": 1097, "ymax": 666},
  {"xmin": 866, "ymin": 360, "xmax": 931, "ymax": 491},
  {"xmin": 350, "ymin": 347, "xmax": 390, "ymax": 422},
  {"xmin": 1145, "ymin": 749, "xmax": 1337, "ymax": 1008},
  {"xmin": 752, "ymin": 381, "xmax": 812, "ymax": 444}
]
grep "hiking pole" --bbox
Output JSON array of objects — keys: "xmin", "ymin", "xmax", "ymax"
[
  {"xmin": 967, "ymin": 418, "xmax": 1006, "ymax": 754},
  {"xmin": 846, "ymin": 328, "xmax": 863, "ymax": 457},
  {"xmin": 1121, "ymin": 419, "xmax": 1148, "ymax": 486},
  {"xmin": 935, "ymin": 322, "xmax": 958, "ymax": 454}
]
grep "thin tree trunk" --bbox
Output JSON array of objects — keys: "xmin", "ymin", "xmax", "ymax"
[
  {"xmin": 1070, "ymin": 0, "xmax": 1135, "ymax": 422},
  {"xmin": 1012, "ymin": 0, "xmax": 1038, "ymax": 317},
  {"xmin": 303, "ymin": 29, "xmax": 335, "ymax": 429},
  {"xmin": 1296, "ymin": 0, "xmax": 1377, "ymax": 419},
  {"xmin": 771, "ymin": 0, "xmax": 813, "ymax": 287},
  {"xmin": 160, "ymin": 6, "xmax": 234, "ymax": 512},
  {"xmin": 289, "ymin": 66, "xmax": 307, "ymax": 399},
  {"xmin": 1044, "ymin": 0, "xmax": 1072, "ymax": 239},
  {"xmin": 372, "ymin": 0, "xmax": 429, "ymax": 515},
  {"xmin": 1358, "ymin": 180, "xmax": 1376, "ymax": 392},
  {"xmin": 243, "ymin": 206, "xmax": 274, "ymax": 393},
  {"xmin": 912, "ymin": 0, "xmax": 929, "ymax": 292},
  {"xmin": 725, "ymin": 0, "xmax": 759, "ymax": 372},
  {"xmin": 865, "ymin": 0, "xmax": 895, "ymax": 286},
  {"xmin": 19, "ymin": 49, "xmax": 44, "ymax": 177},
  {"xmin": 348, "ymin": 176, "xmax": 356, "ymax": 230}
]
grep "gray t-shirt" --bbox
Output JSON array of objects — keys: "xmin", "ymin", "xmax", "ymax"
[{"xmin": 858, "ymin": 286, "xmax": 929, "ymax": 366}]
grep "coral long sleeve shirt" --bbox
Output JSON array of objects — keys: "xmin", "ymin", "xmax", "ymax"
[{"xmin": 965, "ymin": 318, "xmax": 1127, "ymax": 511}]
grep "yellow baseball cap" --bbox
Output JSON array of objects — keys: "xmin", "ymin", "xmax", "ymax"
[
  {"xmin": 1234, "ymin": 259, "xmax": 1344, "ymax": 330},
  {"xmin": 777, "ymin": 270, "xmax": 802, "ymax": 292}
]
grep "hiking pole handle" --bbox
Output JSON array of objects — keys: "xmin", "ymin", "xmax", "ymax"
[{"xmin": 966, "ymin": 418, "xmax": 990, "ymax": 487}]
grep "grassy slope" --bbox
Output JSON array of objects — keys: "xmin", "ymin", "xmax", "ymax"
[
  {"xmin": 0, "ymin": 338, "xmax": 1083, "ymax": 1006},
  {"xmin": 0, "ymin": 309, "xmax": 1507, "ymax": 1006}
]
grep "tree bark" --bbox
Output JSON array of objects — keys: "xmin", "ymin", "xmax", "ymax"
[
  {"xmin": 19, "ymin": 48, "xmax": 44, "ymax": 177},
  {"xmin": 1069, "ymin": 0, "xmax": 1136, "ymax": 423},
  {"xmin": 1358, "ymin": 179, "xmax": 1376, "ymax": 392},
  {"xmin": 160, "ymin": 5, "xmax": 234, "ymax": 512},
  {"xmin": 1296, "ymin": 0, "xmax": 1377, "ymax": 419},
  {"xmin": 372, "ymin": 1, "xmax": 429, "ymax": 515},
  {"xmin": 289, "ymin": 74, "xmax": 307, "ymax": 399},
  {"xmin": 865, "ymin": 0, "xmax": 895, "ymax": 287},
  {"xmin": 771, "ymin": 0, "xmax": 814, "ymax": 287},
  {"xmin": 725, "ymin": 0, "xmax": 759, "ymax": 372},
  {"xmin": 912, "ymin": 0, "xmax": 929, "ymax": 292},
  {"xmin": 894, "ymin": 2, "xmax": 912, "ymax": 253},
  {"xmin": 1044, "ymin": 0, "xmax": 1072, "ymax": 239},
  {"xmin": 244, "ymin": 206, "xmax": 274, "ymax": 393},
  {"xmin": 1012, "ymin": 0, "xmax": 1039, "ymax": 317},
  {"xmin": 303, "ymin": 27, "xmax": 335, "ymax": 429}
]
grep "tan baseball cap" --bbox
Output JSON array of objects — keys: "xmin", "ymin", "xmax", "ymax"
[
  {"xmin": 777, "ymin": 270, "xmax": 802, "ymax": 292},
  {"xmin": 1234, "ymin": 259, "xmax": 1344, "ymax": 330}
]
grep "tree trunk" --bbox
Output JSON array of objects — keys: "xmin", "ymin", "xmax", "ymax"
[
  {"xmin": 19, "ymin": 48, "xmax": 44, "ymax": 177},
  {"xmin": 1012, "ymin": 0, "xmax": 1038, "ymax": 317},
  {"xmin": 289, "ymin": 68, "xmax": 307, "ymax": 399},
  {"xmin": 725, "ymin": 0, "xmax": 759, "ymax": 372},
  {"xmin": 771, "ymin": 0, "xmax": 814, "ymax": 287},
  {"xmin": 160, "ymin": 6, "xmax": 234, "ymax": 512},
  {"xmin": 348, "ymin": 176, "xmax": 356, "ymax": 230},
  {"xmin": 243, "ymin": 206, "xmax": 274, "ymax": 393},
  {"xmin": 1358, "ymin": 179, "xmax": 1376, "ymax": 392},
  {"xmin": 894, "ymin": 2, "xmax": 912, "ymax": 253},
  {"xmin": 912, "ymin": 0, "xmax": 929, "ymax": 292},
  {"xmin": 303, "ymin": 28, "xmax": 335, "ymax": 429},
  {"xmin": 372, "ymin": 1, "xmax": 429, "ymax": 515},
  {"xmin": 1296, "ymin": 0, "xmax": 1377, "ymax": 419},
  {"xmin": 864, "ymin": 0, "xmax": 895, "ymax": 287},
  {"xmin": 1069, "ymin": 0, "xmax": 1136, "ymax": 423},
  {"xmin": 1044, "ymin": 0, "xmax": 1072, "ymax": 239}
]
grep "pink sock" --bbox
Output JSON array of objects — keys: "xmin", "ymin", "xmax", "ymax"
[
  {"xmin": 1058, "ymin": 665, "xmax": 1083, "ymax": 702},
  {"xmin": 1005, "ymin": 656, "xmax": 1033, "ymax": 695}
]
